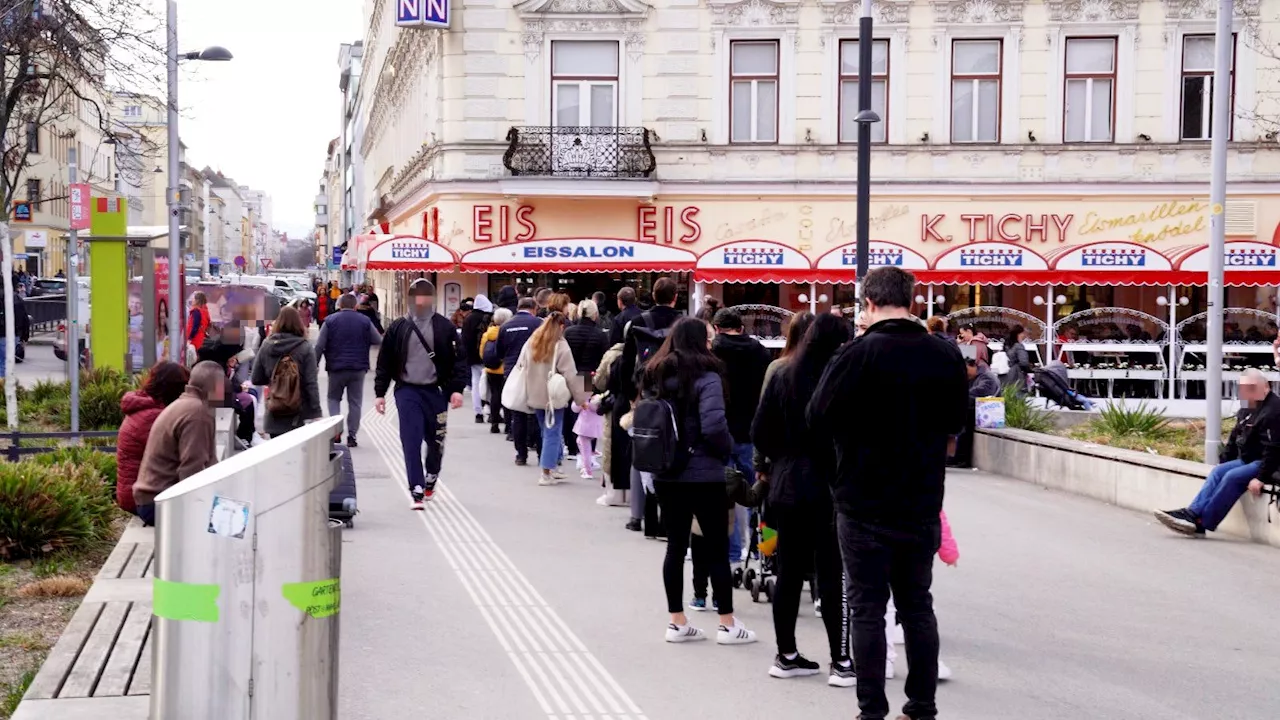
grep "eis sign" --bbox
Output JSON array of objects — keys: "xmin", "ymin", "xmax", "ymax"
[{"xmin": 472, "ymin": 204, "xmax": 703, "ymax": 244}]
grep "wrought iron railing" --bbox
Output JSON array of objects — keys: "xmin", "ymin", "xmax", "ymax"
[{"xmin": 503, "ymin": 126, "xmax": 656, "ymax": 179}]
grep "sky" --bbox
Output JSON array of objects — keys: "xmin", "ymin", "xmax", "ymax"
[{"xmin": 169, "ymin": 0, "xmax": 363, "ymax": 240}]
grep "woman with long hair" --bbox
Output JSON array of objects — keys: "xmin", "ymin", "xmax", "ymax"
[
  {"xmin": 641, "ymin": 317, "xmax": 756, "ymax": 646},
  {"xmin": 251, "ymin": 305, "xmax": 322, "ymax": 438},
  {"xmin": 116, "ymin": 361, "xmax": 190, "ymax": 515},
  {"xmin": 751, "ymin": 310, "xmax": 815, "ymax": 490},
  {"xmin": 514, "ymin": 311, "xmax": 590, "ymax": 485},
  {"xmin": 752, "ymin": 313, "xmax": 854, "ymax": 685}
]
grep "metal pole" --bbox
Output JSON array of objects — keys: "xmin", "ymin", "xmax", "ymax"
[
  {"xmin": 166, "ymin": 0, "xmax": 182, "ymax": 362},
  {"xmin": 853, "ymin": 0, "xmax": 874, "ymax": 308},
  {"xmin": 0, "ymin": 64, "xmax": 14, "ymax": 428},
  {"xmin": 1204, "ymin": 0, "xmax": 1232, "ymax": 462},
  {"xmin": 1045, "ymin": 285, "xmax": 1054, "ymax": 365},
  {"xmin": 926, "ymin": 284, "xmax": 934, "ymax": 319},
  {"xmin": 68, "ymin": 149, "xmax": 80, "ymax": 435},
  {"xmin": 1167, "ymin": 286, "xmax": 1177, "ymax": 400},
  {"xmin": 809, "ymin": 282, "xmax": 817, "ymax": 315}
]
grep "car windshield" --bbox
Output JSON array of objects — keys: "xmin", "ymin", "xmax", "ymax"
[{"xmin": 286, "ymin": 279, "xmax": 308, "ymax": 292}]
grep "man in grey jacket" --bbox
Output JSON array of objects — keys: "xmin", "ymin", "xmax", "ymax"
[{"xmin": 315, "ymin": 293, "xmax": 383, "ymax": 447}]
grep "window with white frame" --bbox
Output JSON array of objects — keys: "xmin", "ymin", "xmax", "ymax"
[
  {"xmin": 730, "ymin": 41, "xmax": 779, "ymax": 143},
  {"xmin": 839, "ymin": 39, "xmax": 888, "ymax": 143},
  {"xmin": 1181, "ymin": 34, "xmax": 1235, "ymax": 141},
  {"xmin": 551, "ymin": 41, "xmax": 619, "ymax": 128},
  {"xmin": 1063, "ymin": 37, "xmax": 1116, "ymax": 142},
  {"xmin": 951, "ymin": 40, "xmax": 1001, "ymax": 143}
]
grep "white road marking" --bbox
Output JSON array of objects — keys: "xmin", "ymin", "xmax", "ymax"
[{"xmin": 365, "ymin": 404, "xmax": 646, "ymax": 720}]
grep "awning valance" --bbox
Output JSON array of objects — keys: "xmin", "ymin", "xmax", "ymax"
[
  {"xmin": 362, "ymin": 234, "xmax": 458, "ymax": 272},
  {"xmin": 694, "ymin": 240, "xmax": 813, "ymax": 283},
  {"xmin": 460, "ymin": 239, "xmax": 697, "ymax": 273}
]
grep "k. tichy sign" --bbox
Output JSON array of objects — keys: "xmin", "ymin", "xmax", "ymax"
[
  {"xmin": 364, "ymin": 236, "xmax": 459, "ymax": 271},
  {"xmin": 695, "ymin": 240, "xmax": 811, "ymax": 282},
  {"xmin": 1174, "ymin": 241, "xmax": 1280, "ymax": 272},
  {"xmin": 1047, "ymin": 241, "xmax": 1174, "ymax": 279}
]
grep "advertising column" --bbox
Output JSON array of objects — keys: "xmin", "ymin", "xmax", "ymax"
[{"xmin": 89, "ymin": 196, "xmax": 128, "ymax": 371}]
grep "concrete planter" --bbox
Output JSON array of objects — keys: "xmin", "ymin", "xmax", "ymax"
[{"xmin": 974, "ymin": 427, "xmax": 1280, "ymax": 548}]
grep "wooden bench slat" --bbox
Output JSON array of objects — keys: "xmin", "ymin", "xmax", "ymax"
[
  {"xmin": 59, "ymin": 602, "xmax": 130, "ymax": 698},
  {"xmin": 97, "ymin": 543, "xmax": 136, "ymax": 580},
  {"xmin": 94, "ymin": 602, "xmax": 151, "ymax": 697},
  {"xmin": 121, "ymin": 544, "xmax": 152, "ymax": 580},
  {"xmin": 24, "ymin": 603, "xmax": 104, "ymax": 700},
  {"xmin": 143, "ymin": 556, "xmax": 153, "ymax": 578},
  {"xmin": 126, "ymin": 626, "xmax": 152, "ymax": 696}
]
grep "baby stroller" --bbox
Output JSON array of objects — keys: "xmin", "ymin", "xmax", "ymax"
[
  {"xmin": 736, "ymin": 511, "xmax": 778, "ymax": 603},
  {"xmin": 1035, "ymin": 362, "xmax": 1090, "ymax": 410}
]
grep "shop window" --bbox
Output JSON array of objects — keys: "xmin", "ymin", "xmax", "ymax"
[
  {"xmin": 730, "ymin": 40, "xmax": 779, "ymax": 144},
  {"xmin": 551, "ymin": 41, "xmax": 619, "ymax": 128},
  {"xmin": 1064, "ymin": 38, "xmax": 1116, "ymax": 143},
  {"xmin": 25, "ymin": 121, "xmax": 38, "ymax": 154},
  {"xmin": 838, "ymin": 39, "xmax": 889, "ymax": 144},
  {"xmin": 1180, "ymin": 34, "xmax": 1234, "ymax": 141},
  {"xmin": 951, "ymin": 40, "xmax": 1001, "ymax": 143},
  {"xmin": 27, "ymin": 179, "xmax": 40, "ymax": 211}
]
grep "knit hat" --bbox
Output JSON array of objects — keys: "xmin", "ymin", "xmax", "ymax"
[
  {"xmin": 408, "ymin": 279, "xmax": 435, "ymax": 297},
  {"xmin": 473, "ymin": 294, "xmax": 494, "ymax": 313}
]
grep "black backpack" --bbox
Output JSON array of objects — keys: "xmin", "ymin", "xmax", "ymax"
[
  {"xmin": 631, "ymin": 394, "xmax": 693, "ymax": 476},
  {"xmin": 620, "ymin": 312, "xmax": 672, "ymax": 399}
]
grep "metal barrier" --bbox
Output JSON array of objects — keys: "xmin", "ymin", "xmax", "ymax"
[
  {"xmin": 151, "ymin": 417, "xmax": 344, "ymax": 720},
  {"xmin": 1, "ymin": 430, "xmax": 117, "ymax": 461},
  {"xmin": 24, "ymin": 294, "xmax": 68, "ymax": 332}
]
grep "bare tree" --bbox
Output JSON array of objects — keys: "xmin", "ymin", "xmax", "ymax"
[{"xmin": 0, "ymin": 0, "xmax": 165, "ymax": 428}]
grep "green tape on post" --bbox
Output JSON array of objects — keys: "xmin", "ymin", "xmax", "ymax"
[
  {"xmin": 153, "ymin": 578, "xmax": 220, "ymax": 622},
  {"xmin": 281, "ymin": 578, "xmax": 341, "ymax": 618}
]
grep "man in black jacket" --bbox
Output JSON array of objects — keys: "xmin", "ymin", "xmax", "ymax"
[
  {"xmin": 461, "ymin": 294, "xmax": 494, "ymax": 423},
  {"xmin": 808, "ymin": 266, "xmax": 968, "ymax": 720},
  {"xmin": 373, "ymin": 279, "xmax": 469, "ymax": 509},
  {"xmin": 1156, "ymin": 369, "xmax": 1280, "ymax": 536},
  {"xmin": 609, "ymin": 286, "xmax": 641, "ymax": 347},
  {"xmin": 496, "ymin": 297, "xmax": 543, "ymax": 464}
]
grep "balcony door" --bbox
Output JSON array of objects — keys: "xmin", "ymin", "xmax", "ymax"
[{"xmin": 550, "ymin": 41, "xmax": 620, "ymax": 176}]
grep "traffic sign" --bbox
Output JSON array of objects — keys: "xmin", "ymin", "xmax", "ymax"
[
  {"xmin": 260, "ymin": 258, "xmax": 274, "ymax": 271},
  {"xmin": 234, "ymin": 255, "xmax": 245, "ymax": 268},
  {"xmin": 395, "ymin": 0, "xmax": 449, "ymax": 28}
]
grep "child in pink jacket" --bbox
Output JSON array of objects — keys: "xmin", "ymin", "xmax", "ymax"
[{"xmin": 886, "ymin": 510, "xmax": 958, "ymax": 680}]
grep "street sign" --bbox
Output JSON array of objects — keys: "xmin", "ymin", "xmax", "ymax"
[
  {"xmin": 234, "ymin": 255, "xmax": 245, "ymax": 268},
  {"xmin": 331, "ymin": 246, "xmax": 343, "ymax": 266},
  {"xmin": 395, "ymin": 0, "xmax": 449, "ymax": 28},
  {"xmin": 209, "ymin": 257, "xmax": 219, "ymax": 265},
  {"xmin": 69, "ymin": 183, "xmax": 90, "ymax": 230},
  {"xmin": 12, "ymin": 201, "xmax": 31, "ymax": 222},
  {"xmin": 260, "ymin": 258, "xmax": 274, "ymax": 271}
]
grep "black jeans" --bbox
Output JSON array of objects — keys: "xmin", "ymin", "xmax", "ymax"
[
  {"xmin": 563, "ymin": 406, "xmax": 578, "ymax": 456},
  {"xmin": 656, "ymin": 482, "xmax": 733, "ymax": 616},
  {"xmin": 511, "ymin": 411, "xmax": 542, "ymax": 462},
  {"xmin": 838, "ymin": 514, "xmax": 941, "ymax": 720},
  {"xmin": 773, "ymin": 504, "xmax": 848, "ymax": 663},
  {"xmin": 485, "ymin": 374, "xmax": 506, "ymax": 429},
  {"xmin": 137, "ymin": 503, "xmax": 156, "ymax": 527}
]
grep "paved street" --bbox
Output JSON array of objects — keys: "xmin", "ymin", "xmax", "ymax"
[{"xmin": 335, "ymin": 384, "xmax": 1280, "ymax": 720}]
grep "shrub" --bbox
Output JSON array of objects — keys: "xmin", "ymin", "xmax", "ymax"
[
  {"xmin": 0, "ymin": 461, "xmax": 119, "ymax": 560},
  {"xmin": 1002, "ymin": 386, "xmax": 1054, "ymax": 433},
  {"xmin": 1092, "ymin": 401, "xmax": 1171, "ymax": 439},
  {"xmin": 30, "ymin": 447, "xmax": 117, "ymax": 486}
]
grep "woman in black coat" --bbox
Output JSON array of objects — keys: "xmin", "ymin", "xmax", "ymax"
[{"xmin": 751, "ymin": 313, "xmax": 853, "ymax": 684}]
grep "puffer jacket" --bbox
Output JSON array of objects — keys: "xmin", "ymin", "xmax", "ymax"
[
  {"xmin": 115, "ymin": 390, "xmax": 166, "ymax": 513},
  {"xmin": 481, "ymin": 324, "xmax": 504, "ymax": 375},
  {"xmin": 594, "ymin": 342, "xmax": 625, "ymax": 479},
  {"xmin": 514, "ymin": 338, "xmax": 589, "ymax": 412},
  {"xmin": 643, "ymin": 371, "xmax": 734, "ymax": 484},
  {"xmin": 250, "ymin": 331, "xmax": 322, "ymax": 436},
  {"xmin": 564, "ymin": 318, "xmax": 608, "ymax": 385}
]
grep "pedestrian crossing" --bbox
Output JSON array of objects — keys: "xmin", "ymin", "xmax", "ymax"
[{"xmin": 365, "ymin": 401, "xmax": 648, "ymax": 720}]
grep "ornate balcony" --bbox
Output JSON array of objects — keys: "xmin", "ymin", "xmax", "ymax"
[{"xmin": 502, "ymin": 126, "xmax": 657, "ymax": 179}]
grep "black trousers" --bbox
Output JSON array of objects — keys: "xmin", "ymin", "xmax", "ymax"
[
  {"xmin": 656, "ymin": 482, "xmax": 733, "ymax": 615},
  {"xmin": 563, "ymin": 406, "xmax": 578, "ymax": 456},
  {"xmin": 837, "ymin": 514, "xmax": 941, "ymax": 720},
  {"xmin": 485, "ymin": 374, "xmax": 506, "ymax": 429},
  {"xmin": 772, "ymin": 504, "xmax": 848, "ymax": 663},
  {"xmin": 511, "ymin": 411, "xmax": 542, "ymax": 461}
]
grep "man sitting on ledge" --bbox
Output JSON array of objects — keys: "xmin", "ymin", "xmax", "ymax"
[{"xmin": 1155, "ymin": 369, "xmax": 1280, "ymax": 537}]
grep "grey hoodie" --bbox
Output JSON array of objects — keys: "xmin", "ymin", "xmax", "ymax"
[{"xmin": 250, "ymin": 331, "xmax": 322, "ymax": 436}]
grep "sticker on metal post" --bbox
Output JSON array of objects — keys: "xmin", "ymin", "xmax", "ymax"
[
  {"xmin": 207, "ymin": 496, "xmax": 250, "ymax": 539},
  {"xmin": 281, "ymin": 578, "xmax": 341, "ymax": 618},
  {"xmin": 153, "ymin": 578, "xmax": 220, "ymax": 622}
]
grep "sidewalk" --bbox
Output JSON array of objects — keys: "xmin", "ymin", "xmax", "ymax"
[{"xmin": 335, "ymin": 383, "xmax": 1280, "ymax": 719}]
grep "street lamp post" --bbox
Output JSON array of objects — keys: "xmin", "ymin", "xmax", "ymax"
[
  {"xmin": 166, "ymin": 0, "xmax": 231, "ymax": 362},
  {"xmin": 852, "ymin": 0, "xmax": 880, "ymax": 312},
  {"xmin": 1203, "ymin": 0, "xmax": 1233, "ymax": 461}
]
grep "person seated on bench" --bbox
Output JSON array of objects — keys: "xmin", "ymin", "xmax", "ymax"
[{"xmin": 1155, "ymin": 369, "xmax": 1280, "ymax": 537}]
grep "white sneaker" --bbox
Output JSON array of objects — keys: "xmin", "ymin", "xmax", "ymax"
[
  {"xmin": 538, "ymin": 474, "xmax": 556, "ymax": 487},
  {"xmin": 717, "ymin": 621, "xmax": 757, "ymax": 645},
  {"xmin": 885, "ymin": 659, "xmax": 895, "ymax": 680},
  {"xmin": 890, "ymin": 623, "xmax": 905, "ymax": 645},
  {"xmin": 938, "ymin": 659, "xmax": 952, "ymax": 681},
  {"xmin": 665, "ymin": 623, "xmax": 706, "ymax": 643},
  {"xmin": 580, "ymin": 470, "xmax": 594, "ymax": 480},
  {"xmin": 596, "ymin": 493, "xmax": 609, "ymax": 506},
  {"xmin": 550, "ymin": 469, "xmax": 568, "ymax": 480}
]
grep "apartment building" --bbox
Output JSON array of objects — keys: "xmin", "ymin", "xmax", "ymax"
[{"xmin": 354, "ymin": 0, "xmax": 1280, "ymax": 319}]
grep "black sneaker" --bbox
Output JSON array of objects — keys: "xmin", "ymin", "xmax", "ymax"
[
  {"xmin": 515, "ymin": 457, "xmax": 528, "ymax": 466},
  {"xmin": 475, "ymin": 413, "xmax": 484, "ymax": 424},
  {"xmin": 490, "ymin": 425, "xmax": 501, "ymax": 434},
  {"xmin": 1154, "ymin": 508, "xmax": 1199, "ymax": 535},
  {"xmin": 769, "ymin": 653, "xmax": 821, "ymax": 679},
  {"xmin": 347, "ymin": 435, "xmax": 358, "ymax": 448},
  {"xmin": 828, "ymin": 660, "xmax": 856, "ymax": 687},
  {"xmin": 625, "ymin": 519, "xmax": 642, "ymax": 532}
]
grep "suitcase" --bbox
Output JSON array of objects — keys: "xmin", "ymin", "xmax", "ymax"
[{"xmin": 329, "ymin": 443, "xmax": 358, "ymax": 527}]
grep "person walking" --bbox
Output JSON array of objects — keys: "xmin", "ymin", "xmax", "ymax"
[
  {"xmin": 373, "ymin": 279, "xmax": 468, "ymax": 509},
  {"xmin": 251, "ymin": 306, "xmax": 323, "ymax": 439},
  {"xmin": 565, "ymin": 299, "xmax": 608, "ymax": 469},
  {"xmin": 753, "ymin": 313, "xmax": 854, "ymax": 687},
  {"xmin": 481, "ymin": 308, "xmax": 513, "ymax": 434},
  {"xmin": 116, "ymin": 361, "xmax": 190, "ymax": 516},
  {"xmin": 496, "ymin": 297, "xmax": 544, "ymax": 464},
  {"xmin": 639, "ymin": 317, "xmax": 756, "ymax": 646},
  {"xmin": 808, "ymin": 266, "xmax": 968, "ymax": 720},
  {"xmin": 711, "ymin": 307, "xmax": 773, "ymax": 565},
  {"xmin": 462, "ymin": 294, "xmax": 495, "ymax": 423},
  {"xmin": 509, "ymin": 311, "xmax": 590, "ymax": 485},
  {"xmin": 186, "ymin": 291, "xmax": 212, "ymax": 361},
  {"xmin": 315, "ymin": 293, "xmax": 383, "ymax": 447}
]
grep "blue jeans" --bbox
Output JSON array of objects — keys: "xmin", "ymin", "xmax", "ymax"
[
  {"xmin": 1188, "ymin": 458, "xmax": 1262, "ymax": 531},
  {"xmin": 727, "ymin": 443, "xmax": 754, "ymax": 563},
  {"xmin": 534, "ymin": 408, "xmax": 565, "ymax": 471}
]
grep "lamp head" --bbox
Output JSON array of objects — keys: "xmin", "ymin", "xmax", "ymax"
[
  {"xmin": 1156, "ymin": 296, "xmax": 1168, "ymax": 307},
  {"xmin": 1033, "ymin": 296, "xmax": 1045, "ymax": 306},
  {"xmin": 198, "ymin": 46, "xmax": 233, "ymax": 62}
]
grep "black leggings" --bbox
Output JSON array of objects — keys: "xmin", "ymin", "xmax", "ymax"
[
  {"xmin": 772, "ymin": 504, "xmax": 848, "ymax": 662},
  {"xmin": 656, "ymin": 481, "xmax": 733, "ymax": 615},
  {"xmin": 485, "ymin": 374, "xmax": 506, "ymax": 428}
]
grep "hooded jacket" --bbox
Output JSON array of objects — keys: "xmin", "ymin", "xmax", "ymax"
[
  {"xmin": 116, "ymin": 390, "xmax": 167, "ymax": 513},
  {"xmin": 461, "ymin": 295, "xmax": 494, "ymax": 366},
  {"xmin": 250, "ymin": 331, "xmax": 322, "ymax": 436},
  {"xmin": 711, "ymin": 332, "xmax": 772, "ymax": 443}
]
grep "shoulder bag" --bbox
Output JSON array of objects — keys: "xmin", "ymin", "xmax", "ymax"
[
  {"xmin": 502, "ymin": 344, "xmax": 533, "ymax": 413},
  {"xmin": 546, "ymin": 344, "xmax": 572, "ymax": 410}
]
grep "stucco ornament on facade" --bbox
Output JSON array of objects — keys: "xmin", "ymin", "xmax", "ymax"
[
  {"xmin": 1162, "ymin": 0, "xmax": 1258, "ymax": 18},
  {"xmin": 517, "ymin": 0, "xmax": 650, "ymax": 60},
  {"xmin": 819, "ymin": 0, "xmax": 910, "ymax": 25},
  {"xmin": 363, "ymin": 30, "xmax": 437, "ymax": 155},
  {"xmin": 1047, "ymin": 0, "xmax": 1139, "ymax": 21},
  {"xmin": 710, "ymin": 0, "xmax": 801, "ymax": 26},
  {"xmin": 932, "ymin": 0, "xmax": 1027, "ymax": 23}
]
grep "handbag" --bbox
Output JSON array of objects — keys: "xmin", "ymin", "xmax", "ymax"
[
  {"xmin": 501, "ymin": 347, "xmax": 532, "ymax": 413},
  {"xmin": 546, "ymin": 345, "xmax": 572, "ymax": 410}
]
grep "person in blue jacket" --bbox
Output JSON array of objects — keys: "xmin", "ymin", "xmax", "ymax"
[{"xmin": 495, "ymin": 296, "xmax": 544, "ymax": 464}]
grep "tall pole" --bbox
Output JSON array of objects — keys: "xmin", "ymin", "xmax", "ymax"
[
  {"xmin": 1045, "ymin": 286, "xmax": 1055, "ymax": 364},
  {"xmin": 853, "ymin": 0, "xmax": 874, "ymax": 311},
  {"xmin": 1167, "ymin": 286, "xmax": 1177, "ymax": 401},
  {"xmin": 1204, "ymin": 0, "xmax": 1233, "ymax": 462},
  {"xmin": 68, "ymin": 148, "xmax": 80, "ymax": 435},
  {"xmin": 166, "ymin": 0, "xmax": 182, "ymax": 362},
  {"xmin": 1, "ymin": 112, "xmax": 14, "ymax": 430}
]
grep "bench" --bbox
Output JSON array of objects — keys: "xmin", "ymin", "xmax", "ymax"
[{"xmin": 11, "ymin": 524, "xmax": 154, "ymax": 720}]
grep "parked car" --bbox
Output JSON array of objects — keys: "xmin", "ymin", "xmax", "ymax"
[{"xmin": 53, "ymin": 322, "xmax": 87, "ymax": 365}]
